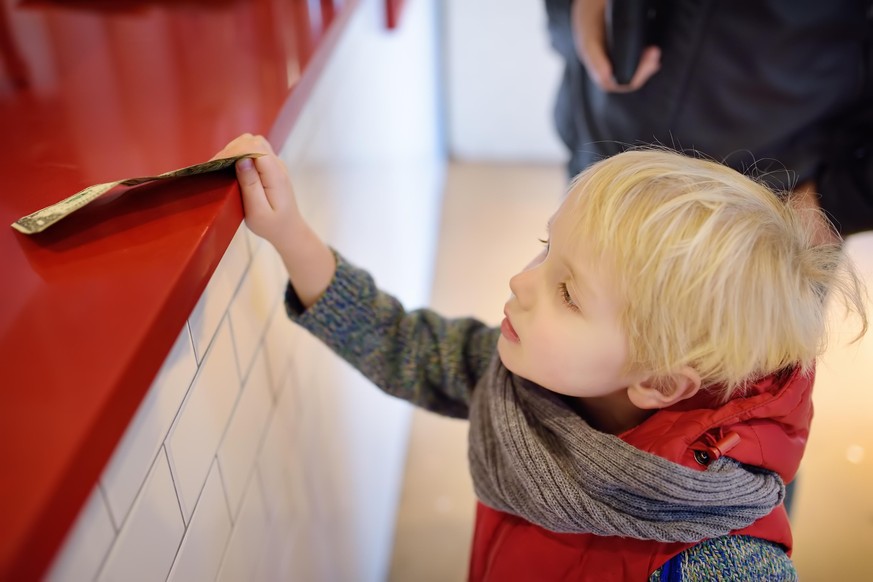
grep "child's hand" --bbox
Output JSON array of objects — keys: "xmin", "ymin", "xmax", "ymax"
[
  {"xmin": 215, "ymin": 133, "xmax": 336, "ymax": 308},
  {"xmin": 215, "ymin": 133, "xmax": 302, "ymax": 250}
]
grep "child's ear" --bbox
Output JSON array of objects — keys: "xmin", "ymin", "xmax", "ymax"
[{"xmin": 627, "ymin": 366, "xmax": 702, "ymax": 410}]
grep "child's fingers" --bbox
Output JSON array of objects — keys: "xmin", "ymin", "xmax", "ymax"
[
  {"xmin": 260, "ymin": 137, "xmax": 277, "ymax": 156},
  {"xmin": 209, "ymin": 144, "xmax": 233, "ymax": 161},
  {"xmin": 252, "ymin": 154, "xmax": 291, "ymax": 211},
  {"xmin": 236, "ymin": 157, "xmax": 272, "ymax": 215},
  {"xmin": 212, "ymin": 133, "xmax": 271, "ymax": 161},
  {"xmin": 233, "ymin": 133, "xmax": 272, "ymax": 158},
  {"xmin": 213, "ymin": 135, "xmax": 247, "ymax": 160}
]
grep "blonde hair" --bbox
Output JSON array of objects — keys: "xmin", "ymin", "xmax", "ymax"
[{"xmin": 566, "ymin": 149, "xmax": 868, "ymax": 399}]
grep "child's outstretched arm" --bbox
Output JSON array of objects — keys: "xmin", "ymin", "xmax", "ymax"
[
  {"xmin": 215, "ymin": 133, "xmax": 336, "ymax": 308},
  {"xmin": 214, "ymin": 134, "xmax": 498, "ymax": 419}
]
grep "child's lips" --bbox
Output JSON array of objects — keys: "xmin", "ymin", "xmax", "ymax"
[{"xmin": 501, "ymin": 314, "xmax": 520, "ymax": 343}]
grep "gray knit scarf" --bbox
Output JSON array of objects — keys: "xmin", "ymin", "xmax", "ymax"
[{"xmin": 468, "ymin": 357, "xmax": 786, "ymax": 542}]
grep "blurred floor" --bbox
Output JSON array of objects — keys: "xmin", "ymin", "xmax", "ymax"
[{"xmin": 387, "ymin": 162, "xmax": 873, "ymax": 581}]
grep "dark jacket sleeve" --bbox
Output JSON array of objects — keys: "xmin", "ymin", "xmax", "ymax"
[
  {"xmin": 285, "ymin": 252, "xmax": 500, "ymax": 419},
  {"xmin": 816, "ymin": 42, "xmax": 873, "ymax": 238}
]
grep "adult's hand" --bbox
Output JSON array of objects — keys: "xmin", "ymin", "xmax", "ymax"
[{"xmin": 571, "ymin": 0, "xmax": 661, "ymax": 92}]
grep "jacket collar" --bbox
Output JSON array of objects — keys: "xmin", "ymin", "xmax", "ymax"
[{"xmin": 619, "ymin": 366, "xmax": 814, "ymax": 482}]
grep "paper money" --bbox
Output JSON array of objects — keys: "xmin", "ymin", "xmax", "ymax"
[{"xmin": 12, "ymin": 153, "xmax": 263, "ymax": 235}]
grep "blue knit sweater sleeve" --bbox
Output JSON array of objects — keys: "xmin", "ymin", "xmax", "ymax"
[
  {"xmin": 285, "ymin": 252, "xmax": 500, "ymax": 419},
  {"xmin": 650, "ymin": 535, "xmax": 798, "ymax": 581}
]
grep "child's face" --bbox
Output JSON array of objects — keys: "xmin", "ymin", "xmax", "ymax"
[{"xmin": 497, "ymin": 200, "xmax": 639, "ymax": 398}]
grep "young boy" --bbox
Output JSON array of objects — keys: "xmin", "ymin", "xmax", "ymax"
[{"xmin": 217, "ymin": 134, "xmax": 867, "ymax": 581}]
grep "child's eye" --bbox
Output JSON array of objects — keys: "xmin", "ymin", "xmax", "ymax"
[
  {"xmin": 559, "ymin": 282, "xmax": 578, "ymax": 311},
  {"xmin": 538, "ymin": 237, "xmax": 549, "ymax": 250}
]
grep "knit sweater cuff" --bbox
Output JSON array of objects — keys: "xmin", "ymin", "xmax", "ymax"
[{"xmin": 284, "ymin": 250, "xmax": 369, "ymax": 341}]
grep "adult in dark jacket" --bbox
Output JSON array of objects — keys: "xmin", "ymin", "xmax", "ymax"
[{"xmin": 544, "ymin": 0, "xmax": 873, "ymax": 239}]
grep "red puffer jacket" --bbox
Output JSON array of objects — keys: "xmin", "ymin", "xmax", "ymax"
[{"xmin": 468, "ymin": 366, "xmax": 813, "ymax": 581}]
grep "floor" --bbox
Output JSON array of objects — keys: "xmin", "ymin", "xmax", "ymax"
[{"xmin": 387, "ymin": 162, "xmax": 873, "ymax": 581}]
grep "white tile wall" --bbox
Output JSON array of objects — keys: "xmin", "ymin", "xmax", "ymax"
[
  {"xmin": 165, "ymin": 317, "xmax": 241, "ymax": 522},
  {"xmin": 216, "ymin": 472, "xmax": 270, "ymax": 582},
  {"xmin": 45, "ymin": 0, "xmax": 445, "ymax": 579},
  {"xmin": 100, "ymin": 325, "xmax": 196, "ymax": 527},
  {"xmin": 245, "ymin": 228, "xmax": 264, "ymax": 259},
  {"xmin": 263, "ymin": 300, "xmax": 295, "ymax": 398},
  {"xmin": 46, "ymin": 487, "xmax": 115, "ymax": 582},
  {"xmin": 257, "ymin": 388, "xmax": 304, "ymax": 529},
  {"xmin": 166, "ymin": 461, "xmax": 232, "ymax": 582},
  {"xmin": 255, "ymin": 502, "xmax": 296, "ymax": 582},
  {"xmin": 188, "ymin": 224, "xmax": 250, "ymax": 363},
  {"xmin": 48, "ymin": 213, "xmax": 421, "ymax": 581},
  {"xmin": 217, "ymin": 350, "xmax": 273, "ymax": 518},
  {"xmin": 227, "ymin": 242, "xmax": 285, "ymax": 381},
  {"xmin": 97, "ymin": 449, "xmax": 183, "ymax": 582}
]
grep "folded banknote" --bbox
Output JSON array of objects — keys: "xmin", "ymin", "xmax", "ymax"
[{"xmin": 12, "ymin": 153, "xmax": 262, "ymax": 235}]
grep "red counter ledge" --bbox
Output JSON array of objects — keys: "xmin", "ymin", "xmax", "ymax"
[{"xmin": 0, "ymin": 0, "xmax": 358, "ymax": 578}]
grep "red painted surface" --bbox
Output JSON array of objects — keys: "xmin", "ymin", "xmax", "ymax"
[
  {"xmin": 386, "ymin": 0, "xmax": 405, "ymax": 29},
  {"xmin": 0, "ymin": 0, "xmax": 358, "ymax": 578}
]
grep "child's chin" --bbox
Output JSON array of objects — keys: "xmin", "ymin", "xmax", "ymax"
[{"xmin": 496, "ymin": 339, "xmax": 520, "ymax": 373}]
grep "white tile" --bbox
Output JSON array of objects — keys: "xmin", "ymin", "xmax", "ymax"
[
  {"xmin": 254, "ymin": 516, "xmax": 295, "ymax": 582},
  {"xmin": 228, "ymin": 242, "xmax": 286, "ymax": 379},
  {"xmin": 259, "ymin": 370, "xmax": 306, "ymax": 519},
  {"xmin": 97, "ymin": 449, "xmax": 184, "ymax": 582},
  {"xmin": 216, "ymin": 474, "xmax": 270, "ymax": 582},
  {"xmin": 244, "ymin": 224, "xmax": 264, "ymax": 257},
  {"xmin": 101, "ymin": 325, "xmax": 196, "ymax": 526},
  {"xmin": 267, "ymin": 522, "xmax": 311, "ymax": 582},
  {"xmin": 46, "ymin": 487, "xmax": 115, "ymax": 582},
  {"xmin": 262, "ymin": 301, "xmax": 294, "ymax": 399},
  {"xmin": 283, "ymin": 518, "xmax": 336, "ymax": 582},
  {"xmin": 217, "ymin": 350, "xmax": 273, "ymax": 518},
  {"xmin": 188, "ymin": 224, "xmax": 251, "ymax": 362},
  {"xmin": 165, "ymin": 319, "xmax": 241, "ymax": 522},
  {"xmin": 167, "ymin": 461, "xmax": 232, "ymax": 582},
  {"xmin": 278, "ymin": 360, "xmax": 301, "ymax": 420},
  {"xmin": 257, "ymin": 405, "xmax": 301, "ymax": 530}
]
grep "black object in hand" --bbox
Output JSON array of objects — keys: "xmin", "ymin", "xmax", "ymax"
[{"xmin": 606, "ymin": 0, "xmax": 653, "ymax": 85}]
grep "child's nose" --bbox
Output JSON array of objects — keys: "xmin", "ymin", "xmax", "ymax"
[
  {"xmin": 510, "ymin": 248, "xmax": 548, "ymax": 308},
  {"xmin": 509, "ymin": 268, "xmax": 536, "ymax": 309}
]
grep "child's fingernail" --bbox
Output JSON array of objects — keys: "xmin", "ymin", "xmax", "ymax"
[{"xmin": 238, "ymin": 158, "xmax": 254, "ymax": 171}]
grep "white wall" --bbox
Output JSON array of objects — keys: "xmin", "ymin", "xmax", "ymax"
[
  {"xmin": 280, "ymin": 1, "xmax": 448, "ymax": 579},
  {"xmin": 444, "ymin": 0, "xmax": 566, "ymax": 163},
  {"xmin": 46, "ymin": 0, "xmax": 446, "ymax": 580}
]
